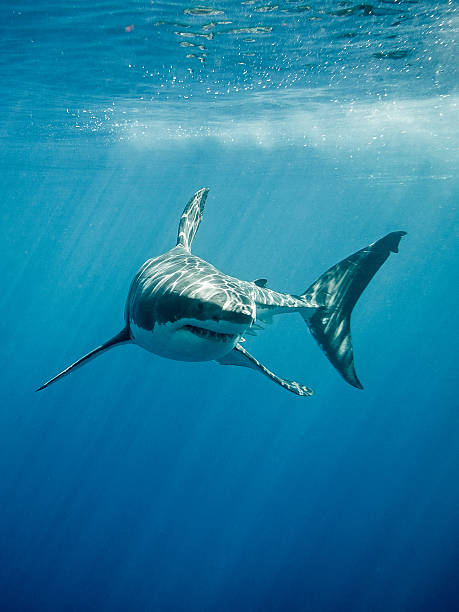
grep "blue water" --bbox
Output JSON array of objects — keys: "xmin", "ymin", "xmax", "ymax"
[{"xmin": 1, "ymin": 2, "xmax": 458, "ymax": 611}]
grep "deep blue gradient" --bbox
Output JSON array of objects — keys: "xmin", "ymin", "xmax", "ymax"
[{"xmin": 1, "ymin": 2, "xmax": 458, "ymax": 611}]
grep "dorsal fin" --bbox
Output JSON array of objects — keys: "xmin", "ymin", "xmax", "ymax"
[
  {"xmin": 176, "ymin": 188, "xmax": 209, "ymax": 251},
  {"xmin": 253, "ymin": 278, "xmax": 268, "ymax": 288}
]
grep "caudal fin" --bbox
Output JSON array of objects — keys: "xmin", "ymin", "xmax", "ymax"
[
  {"xmin": 36, "ymin": 328, "xmax": 130, "ymax": 391},
  {"xmin": 301, "ymin": 231, "xmax": 406, "ymax": 388}
]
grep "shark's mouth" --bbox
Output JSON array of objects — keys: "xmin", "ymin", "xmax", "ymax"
[{"xmin": 181, "ymin": 324, "xmax": 237, "ymax": 342}]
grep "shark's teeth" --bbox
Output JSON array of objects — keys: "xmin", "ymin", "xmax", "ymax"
[{"xmin": 181, "ymin": 324, "xmax": 237, "ymax": 342}]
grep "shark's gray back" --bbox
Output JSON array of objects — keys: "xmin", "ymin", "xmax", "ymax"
[{"xmin": 125, "ymin": 246, "xmax": 307, "ymax": 332}]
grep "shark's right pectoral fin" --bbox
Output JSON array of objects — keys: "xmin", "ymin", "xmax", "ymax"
[
  {"xmin": 216, "ymin": 344, "xmax": 313, "ymax": 397},
  {"xmin": 36, "ymin": 328, "xmax": 130, "ymax": 391}
]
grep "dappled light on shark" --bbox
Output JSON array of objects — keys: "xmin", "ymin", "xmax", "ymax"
[{"xmin": 37, "ymin": 188, "xmax": 405, "ymax": 396}]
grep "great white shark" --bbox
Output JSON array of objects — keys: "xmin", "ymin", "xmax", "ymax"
[{"xmin": 37, "ymin": 188, "xmax": 406, "ymax": 396}]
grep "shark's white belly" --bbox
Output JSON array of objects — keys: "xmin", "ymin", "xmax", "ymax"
[{"xmin": 130, "ymin": 318, "xmax": 242, "ymax": 362}]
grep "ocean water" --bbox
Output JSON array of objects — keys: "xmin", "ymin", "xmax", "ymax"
[{"xmin": 1, "ymin": 1, "xmax": 458, "ymax": 611}]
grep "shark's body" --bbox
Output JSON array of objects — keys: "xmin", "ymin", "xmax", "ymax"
[{"xmin": 38, "ymin": 188, "xmax": 405, "ymax": 396}]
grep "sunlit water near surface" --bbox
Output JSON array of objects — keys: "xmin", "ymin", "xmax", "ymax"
[{"xmin": 1, "ymin": 2, "xmax": 458, "ymax": 611}]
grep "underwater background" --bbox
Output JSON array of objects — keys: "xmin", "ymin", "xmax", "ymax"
[{"xmin": 0, "ymin": 1, "xmax": 458, "ymax": 611}]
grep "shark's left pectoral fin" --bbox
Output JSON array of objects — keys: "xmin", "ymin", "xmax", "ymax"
[{"xmin": 216, "ymin": 344, "xmax": 313, "ymax": 397}]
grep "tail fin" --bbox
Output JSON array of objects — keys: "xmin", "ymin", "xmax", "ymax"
[
  {"xmin": 301, "ymin": 231, "xmax": 406, "ymax": 388},
  {"xmin": 36, "ymin": 327, "xmax": 130, "ymax": 391}
]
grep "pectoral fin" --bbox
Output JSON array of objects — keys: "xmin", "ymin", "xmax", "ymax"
[
  {"xmin": 216, "ymin": 344, "xmax": 313, "ymax": 396},
  {"xmin": 36, "ymin": 328, "xmax": 130, "ymax": 391}
]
